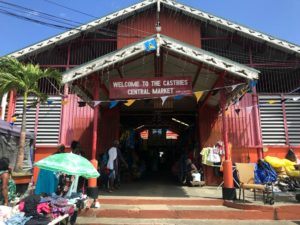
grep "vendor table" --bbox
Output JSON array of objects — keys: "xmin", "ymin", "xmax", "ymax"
[{"xmin": 48, "ymin": 214, "xmax": 69, "ymax": 225}]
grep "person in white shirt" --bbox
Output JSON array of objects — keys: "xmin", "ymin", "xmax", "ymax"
[{"xmin": 107, "ymin": 140, "xmax": 119, "ymax": 192}]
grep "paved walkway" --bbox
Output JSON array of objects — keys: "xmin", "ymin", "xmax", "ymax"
[{"xmin": 99, "ymin": 179, "xmax": 299, "ymax": 205}]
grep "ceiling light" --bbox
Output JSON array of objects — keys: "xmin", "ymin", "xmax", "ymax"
[{"xmin": 172, "ymin": 118, "xmax": 189, "ymax": 127}]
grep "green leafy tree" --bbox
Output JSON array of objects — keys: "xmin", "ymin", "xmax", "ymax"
[{"xmin": 0, "ymin": 57, "xmax": 61, "ymax": 172}]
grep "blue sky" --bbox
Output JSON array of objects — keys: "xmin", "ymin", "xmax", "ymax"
[{"xmin": 1, "ymin": 0, "xmax": 299, "ymax": 56}]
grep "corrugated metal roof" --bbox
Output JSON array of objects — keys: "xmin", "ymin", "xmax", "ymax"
[{"xmin": 7, "ymin": 0, "xmax": 300, "ymax": 59}]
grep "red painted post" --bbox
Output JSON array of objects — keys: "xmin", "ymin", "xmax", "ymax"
[
  {"xmin": 252, "ymin": 87, "xmax": 263, "ymax": 159},
  {"xmin": 281, "ymin": 94, "xmax": 290, "ymax": 146},
  {"xmin": 88, "ymin": 76, "xmax": 99, "ymax": 190},
  {"xmin": 221, "ymin": 90, "xmax": 234, "ymax": 189},
  {"xmin": 59, "ymin": 44, "xmax": 71, "ymax": 145}
]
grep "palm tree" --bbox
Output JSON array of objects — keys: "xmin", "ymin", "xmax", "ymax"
[{"xmin": 0, "ymin": 57, "xmax": 61, "ymax": 172}]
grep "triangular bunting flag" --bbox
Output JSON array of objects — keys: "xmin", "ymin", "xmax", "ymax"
[
  {"xmin": 235, "ymin": 108, "xmax": 241, "ymax": 115},
  {"xmin": 161, "ymin": 96, "xmax": 168, "ymax": 106},
  {"xmin": 109, "ymin": 101, "xmax": 119, "ymax": 109},
  {"xmin": 78, "ymin": 101, "xmax": 86, "ymax": 107},
  {"xmin": 47, "ymin": 99, "xmax": 53, "ymax": 105},
  {"xmin": 231, "ymin": 84, "xmax": 239, "ymax": 91},
  {"xmin": 267, "ymin": 100, "xmax": 276, "ymax": 104},
  {"xmin": 281, "ymin": 98, "xmax": 287, "ymax": 103},
  {"xmin": 211, "ymin": 90, "xmax": 219, "ymax": 96},
  {"xmin": 62, "ymin": 100, "xmax": 68, "ymax": 105},
  {"xmin": 124, "ymin": 99, "xmax": 136, "ymax": 107},
  {"xmin": 194, "ymin": 91, "xmax": 204, "ymax": 102},
  {"xmin": 9, "ymin": 122, "xmax": 14, "ymax": 127},
  {"xmin": 249, "ymin": 80, "xmax": 257, "ymax": 88},
  {"xmin": 11, "ymin": 117, "xmax": 17, "ymax": 122},
  {"xmin": 246, "ymin": 106, "xmax": 253, "ymax": 114},
  {"xmin": 12, "ymin": 113, "xmax": 20, "ymax": 117},
  {"xmin": 174, "ymin": 95, "xmax": 184, "ymax": 100},
  {"xmin": 94, "ymin": 101, "xmax": 101, "ymax": 107},
  {"xmin": 293, "ymin": 97, "xmax": 300, "ymax": 101}
]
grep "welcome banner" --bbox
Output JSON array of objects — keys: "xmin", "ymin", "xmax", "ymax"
[{"xmin": 109, "ymin": 76, "xmax": 192, "ymax": 99}]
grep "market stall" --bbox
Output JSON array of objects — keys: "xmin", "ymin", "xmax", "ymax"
[
  {"xmin": 0, "ymin": 119, "xmax": 33, "ymax": 174},
  {"xmin": 0, "ymin": 153, "xmax": 99, "ymax": 225}
]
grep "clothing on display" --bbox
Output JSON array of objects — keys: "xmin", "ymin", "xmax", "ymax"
[
  {"xmin": 201, "ymin": 145, "xmax": 224, "ymax": 165},
  {"xmin": 35, "ymin": 169, "xmax": 58, "ymax": 196}
]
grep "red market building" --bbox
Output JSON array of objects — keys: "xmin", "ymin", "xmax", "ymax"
[{"xmin": 2, "ymin": 0, "xmax": 300, "ymax": 195}]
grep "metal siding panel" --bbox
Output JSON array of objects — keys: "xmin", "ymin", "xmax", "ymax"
[
  {"xmin": 285, "ymin": 95, "xmax": 300, "ymax": 145},
  {"xmin": 259, "ymin": 95, "xmax": 286, "ymax": 145}
]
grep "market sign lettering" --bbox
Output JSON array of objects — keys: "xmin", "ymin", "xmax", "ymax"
[{"xmin": 109, "ymin": 77, "xmax": 192, "ymax": 99}]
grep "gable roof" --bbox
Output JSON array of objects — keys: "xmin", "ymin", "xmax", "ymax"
[
  {"xmin": 7, "ymin": 0, "xmax": 300, "ymax": 59},
  {"xmin": 62, "ymin": 34, "xmax": 259, "ymax": 84}
]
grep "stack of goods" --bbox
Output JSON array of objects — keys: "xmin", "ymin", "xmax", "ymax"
[
  {"xmin": 0, "ymin": 193, "xmax": 87, "ymax": 225},
  {"xmin": 261, "ymin": 155, "xmax": 300, "ymax": 192}
]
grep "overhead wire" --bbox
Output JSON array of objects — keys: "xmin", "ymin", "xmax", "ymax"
[
  {"xmin": 0, "ymin": 0, "xmax": 147, "ymax": 38},
  {"xmin": 1, "ymin": 0, "xmax": 298, "ymax": 69}
]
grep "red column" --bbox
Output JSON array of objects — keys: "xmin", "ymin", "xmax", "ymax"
[
  {"xmin": 221, "ymin": 90, "xmax": 234, "ymax": 189},
  {"xmin": 252, "ymin": 87, "xmax": 263, "ymax": 159},
  {"xmin": 88, "ymin": 77, "xmax": 99, "ymax": 188}
]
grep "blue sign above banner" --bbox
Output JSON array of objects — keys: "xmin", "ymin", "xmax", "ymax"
[{"xmin": 144, "ymin": 39, "xmax": 157, "ymax": 52}]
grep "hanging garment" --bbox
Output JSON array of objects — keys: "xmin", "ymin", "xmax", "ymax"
[
  {"xmin": 35, "ymin": 169, "xmax": 58, "ymax": 195},
  {"xmin": 207, "ymin": 147, "xmax": 221, "ymax": 163},
  {"xmin": 200, "ymin": 148, "xmax": 213, "ymax": 166}
]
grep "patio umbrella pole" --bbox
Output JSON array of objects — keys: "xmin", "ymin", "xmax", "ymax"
[{"xmin": 221, "ymin": 89, "xmax": 236, "ymax": 200}]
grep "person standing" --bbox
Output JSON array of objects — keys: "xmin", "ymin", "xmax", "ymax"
[
  {"xmin": 0, "ymin": 157, "xmax": 16, "ymax": 206},
  {"xmin": 107, "ymin": 140, "xmax": 118, "ymax": 192}
]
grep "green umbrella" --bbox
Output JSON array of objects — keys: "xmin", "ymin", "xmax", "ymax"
[{"xmin": 35, "ymin": 153, "xmax": 100, "ymax": 179}]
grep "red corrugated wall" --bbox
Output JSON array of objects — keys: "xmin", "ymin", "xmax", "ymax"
[
  {"xmin": 117, "ymin": 8, "xmax": 201, "ymax": 49},
  {"xmin": 199, "ymin": 93, "xmax": 262, "ymax": 185},
  {"xmin": 98, "ymin": 107, "xmax": 120, "ymax": 155},
  {"xmin": 199, "ymin": 93, "xmax": 261, "ymax": 158},
  {"xmin": 60, "ymin": 94, "xmax": 94, "ymax": 158}
]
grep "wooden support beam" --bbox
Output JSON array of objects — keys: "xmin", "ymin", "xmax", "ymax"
[
  {"xmin": 101, "ymin": 84, "xmax": 109, "ymax": 97},
  {"xmin": 198, "ymin": 71, "xmax": 226, "ymax": 111},
  {"xmin": 117, "ymin": 68, "xmax": 124, "ymax": 78},
  {"xmin": 192, "ymin": 63, "xmax": 203, "ymax": 89}
]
